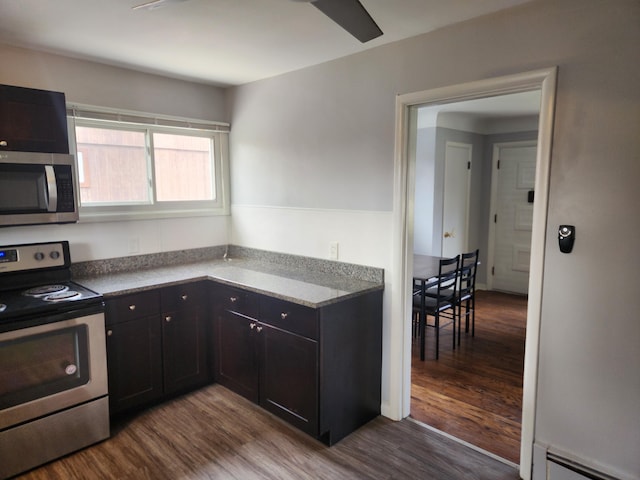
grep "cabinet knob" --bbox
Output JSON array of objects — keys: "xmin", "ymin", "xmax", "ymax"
[
  {"xmin": 250, "ymin": 322, "xmax": 256, "ymax": 329},
  {"xmin": 129, "ymin": 304, "xmax": 136, "ymax": 311},
  {"xmin": 165, "ymin": 316, "xmax": 172, "ymax": 322},
  {"xmin": 107, "ymin": 329, "xmax": 113, "ymax": 336},
  {"xmin": 0, "ymin": 140, "xmax": 7, "ymax": 147},
  {"xmin": 181, "ymin": 294, "xmax": 188, "ymax": 301},
  {"xmin": 230, "ymin": 296, "xmax": 238, "ymax": 303},
  {"xmin": 256, "ymin": 326, "xmax": 263, "ymax": 333},
  {"xmin": 280, "ymin": 312, "xmax": 288, "ymax": 320}
]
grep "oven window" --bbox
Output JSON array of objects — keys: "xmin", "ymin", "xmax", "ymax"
[{"xmin": 0, "ymin": 325, "xmax": 90, "ymax": 409}]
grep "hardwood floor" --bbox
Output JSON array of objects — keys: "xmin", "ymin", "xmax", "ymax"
[
  {"xmin": 411, "ymin": 290, "xmax": 527, "ymax": 464},
  {"xmin": 18, "ymin": 384, "xmax": 519, "ymax": 479}
]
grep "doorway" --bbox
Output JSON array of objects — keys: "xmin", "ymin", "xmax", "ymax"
[
  {"xmin": 411, "ymin": 97, "xmax": 538, "ymax": 464},
  {"xmin": 391, "ymin": 68, "xmax": 557, "ymax": 480}
]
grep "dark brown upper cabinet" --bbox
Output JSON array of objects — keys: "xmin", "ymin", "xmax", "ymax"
[{"xmin": 0, "ymin": 84, "xmax": 69, "ymax": 154}]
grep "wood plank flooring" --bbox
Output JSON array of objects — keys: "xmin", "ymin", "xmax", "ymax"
[
  {"xmin": 18, "ymin": 384, "xmax": 519, "ymax": 479},
  {"xmin": 411, "ymin": 290, "xmax": 527, "ymax": 464}
]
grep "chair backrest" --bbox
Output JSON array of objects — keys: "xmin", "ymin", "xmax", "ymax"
[
  {"xmin": 436, "ymin": 255, "xmax": 460, "ymax": 304},
  {"xmin": 459, "ymin": 249, "xmax": 479, "ymax": 298}
]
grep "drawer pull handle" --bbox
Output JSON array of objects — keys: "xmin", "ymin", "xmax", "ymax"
[
  {"xmin": 230, "ymin": 296, "xmax": 238, "ymax": 303},
  {"xmin": 129, "ymin": 304, "xmax": 136, "ymax": 311},
  {"xmin": 280, "ymin": 312, "xmax": 288, "ymax": 320},
  {"xmin": 0, "ymin": 140, "xmax": 7, "ymax": 147},
  {"xmin": 165, "ymin": 316, "xmax": 172, "ymax": 322},
  {"xmin": 181, "ymin": 294, "xmax": 188, "ymax": 301},
  {"xmin": 107, "ymin": 329, "xmax": 113, "ymax": 337}
]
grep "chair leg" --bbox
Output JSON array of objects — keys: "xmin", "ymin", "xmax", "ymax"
[
  {"xmin": 470, "ymin": 296, "xmax": 475, "ymax": 337},
  {"xmin": 457, "ymin": 303, "xmax": 462, "ymax": 346},
  {"xmin": 464, "ymin": 299, "xmax": 469, "ymax": 332},
  {"xmin": 420, "ymin": 313, "xmax": 426, "ymax": 361},
  {"xmin": 435, "ymin": 313, "xmax": 439, "ymax": 360},
  {"xmin": 452, "ymin": 309, "xmax": 456, "ymax": 351}
]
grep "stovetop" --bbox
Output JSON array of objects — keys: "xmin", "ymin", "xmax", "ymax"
[
  {"xmin": 0, "ymin": 241, "xmax": 104, "ymax": 327},
  {"xmin": 0, "ymin": 280, "xmax": 103, "ymax": 321}
]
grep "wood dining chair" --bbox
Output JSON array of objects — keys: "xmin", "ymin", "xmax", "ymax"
[{"xmin": 412, "ymin": 255, "xmax": 460, "ymax": 360}]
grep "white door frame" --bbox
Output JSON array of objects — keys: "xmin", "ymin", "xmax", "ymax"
[
  {"xmin": 391, "ymin": 67, "xmax": 557, "ymax": 480},
  {"xmin": 487, "ymin": 140, "xmax": 538, "ymax": 291}
]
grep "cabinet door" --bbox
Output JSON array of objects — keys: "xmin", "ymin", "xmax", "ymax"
[
  {"xmin": 215, "ymin": 310, "xmax": 259, "ymax": 402},
  {"xmin": 161, "ymin": 282, "xmax": 210, "ymax": 394},
  {"xmin": 162, "ymin": 306, "xmax": 209, "ymax": 394},
  {"xmin": 106, "ymin": 315, "xmax": 163, "ymax": 414},
  {"xmin": 0, "ymin": 84, "xmax": 69, "ymax": 154},
  {"xmin": 260, "ymin": 325, "xmax": 318, "ymax": 436}
]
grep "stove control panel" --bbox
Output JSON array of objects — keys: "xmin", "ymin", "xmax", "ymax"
[{"xmin": 0, "ymin": 241, "xmax": 68, "ymax": 274}]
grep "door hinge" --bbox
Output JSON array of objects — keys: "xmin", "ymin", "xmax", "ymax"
[
  {"xmin": 494, "ymin": 214, "xmax": 497, "ymax": 223},
  {"xmin": 497, "ymin": 159, "xmax": 500, "ymax": 169},
  {"xmin": 492, "ymin": 266, "xmax": 495, "ymax": 275},
  {"xmin": 467, "ymin": 161, "xmax": 471, "ymax": 170}
]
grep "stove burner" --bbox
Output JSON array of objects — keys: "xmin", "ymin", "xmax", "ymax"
[
  {"xmin": 23, "ymin": 285, "xmax": 69, "ymax": 297},
  {"xmin": 43, "ymin": 291, "xmax": 82, "ymax": 302}
]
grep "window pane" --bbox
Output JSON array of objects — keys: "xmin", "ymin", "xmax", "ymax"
[
  {"xmin": 75, "ymin": 126, "xmax": 149, "ymax": 205},
  {"xmin": 153, "ymin": 133, "xmax": 214, "ymax": 202}
]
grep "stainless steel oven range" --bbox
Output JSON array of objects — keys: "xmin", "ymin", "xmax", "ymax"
[{"xmin": 0, "ymin": 241, "xmax": 109, "ymax": 479}]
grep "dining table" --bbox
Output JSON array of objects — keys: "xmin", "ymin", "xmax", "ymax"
[{"xmin": 413, "ymin": 254, "xmax": 444, "ymax": 282}]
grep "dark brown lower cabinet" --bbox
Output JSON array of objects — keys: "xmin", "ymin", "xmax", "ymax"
[
  {"xmin": 106, "ymin": 282, "xmax": 210, "ymax": 415},
  {"xmin": 213, "ymin": 283, "xmax": 382, "ymax": 445},
  {"xmin": 216, "ymin": 308, "xmax": 259, "ymax": 402},
  {"xmin": 106, "ymin": 308, "xmax": 163, "ymax": 414},
  {"xmin": 106, "ymin": 276, "xmax": 382, "ymax": 444},
  {"xmin": 161, "ymin": 283, "xmax": 209, "ymax": 395},
  {"xmin": 260, "ymin": 324, "xmax": 318, "ymax": 436}
]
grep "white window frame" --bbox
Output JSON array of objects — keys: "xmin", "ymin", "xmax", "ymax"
[{"xmin": 67, "ymin": 103, "xmax": 230, "ymax": 222}]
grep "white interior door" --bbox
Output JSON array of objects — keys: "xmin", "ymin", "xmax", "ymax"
[
  {"xmin": 491, "ymin": 141, "xmax": 537, "ymax": 294},
  {"xmin": 442, "ymin": 142, "xmax": 471, "ymax": 258}
]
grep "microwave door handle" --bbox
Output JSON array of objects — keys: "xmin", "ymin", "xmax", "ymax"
[{"xmin": 44, "ymin": 165, "xmax": 58, "ymax": 212}]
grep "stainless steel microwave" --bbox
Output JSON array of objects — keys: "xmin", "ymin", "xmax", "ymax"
[{"xmin": 0, "ymin": 151, "xmax": 78, "ymax": 227}]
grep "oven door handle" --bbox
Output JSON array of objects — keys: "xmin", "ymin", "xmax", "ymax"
[{"xmin": 44, "ymin": 165, "xmax": 58, "ymax": 212}]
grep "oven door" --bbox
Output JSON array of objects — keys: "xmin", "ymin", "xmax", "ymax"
[{"xmin": 0, "ymin": 312, "xmax": 107, "ymax": 430}]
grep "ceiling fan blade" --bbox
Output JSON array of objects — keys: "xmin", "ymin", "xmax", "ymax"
[{"xmin": 311, "ymin": 0, "xmax": 383, "ymax": 43}]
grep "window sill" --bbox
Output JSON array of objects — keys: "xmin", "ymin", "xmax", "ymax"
[{"xmin": 78, "ymin": 207, "xmax": 230, "ymax": 223}]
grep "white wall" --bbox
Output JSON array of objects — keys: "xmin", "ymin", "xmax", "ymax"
[
  {"xmin": 228, "ymin": 1, "xmax": 640, "ymax": 478},
  {"xmin": 0, "ymin": 44, "xmax": 230, "ymax": 261},
  {"xmin": 0, "ymin": 217, "xmax": 228, "ymax": 263}
]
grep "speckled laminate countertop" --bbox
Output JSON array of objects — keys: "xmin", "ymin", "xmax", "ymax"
[{"xmin": 75, "ymin": 257, "xmax": 384, "ymax": 308}]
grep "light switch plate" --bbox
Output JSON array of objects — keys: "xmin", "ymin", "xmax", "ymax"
[{"xmin": 329, "ymin": 241, "xmax": 339, "ymax": 260}]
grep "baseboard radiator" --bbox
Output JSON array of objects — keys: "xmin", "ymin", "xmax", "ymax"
[{"xmin": 547, "ymin": 452, "xmax": 620, "ymax": 480}]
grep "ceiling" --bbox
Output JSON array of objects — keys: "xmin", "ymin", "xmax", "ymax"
[
  {"xmin": 417, "ymin": 90, "xmax": 542, "ymax": 133},
  {"xmin": 0, "ymin": 0, "xmax": 533, "ymax": 87}
]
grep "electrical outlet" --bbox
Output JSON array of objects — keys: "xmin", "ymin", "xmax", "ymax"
[{"xmin": 329, "ymin": 241, "xmax": 339, "ymax": 260}]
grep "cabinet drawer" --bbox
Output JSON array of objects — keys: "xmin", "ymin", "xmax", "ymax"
[
  {"xmin": 161, "ymin": 282, "xmax": 206, "ymax": 311},
  {"xmin": 218, "ymin": 287, "xmax": 259, "ymax": 318},
  {"xmin": 106, "ymin": 290, "xmax": 161, "ymax": 325},
  {"xmin": 260, "ymin": 298, "xmax": 317, "ymax": 340}
]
